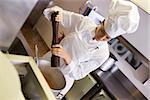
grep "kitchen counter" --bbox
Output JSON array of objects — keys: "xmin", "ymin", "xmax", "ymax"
[{"xmin": 0, "ymin": 52, "xmax": 56, "ymax": 100}]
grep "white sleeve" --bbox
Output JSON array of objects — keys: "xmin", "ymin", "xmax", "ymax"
[
  {"xmin": 43, "ymin": 6, "xmax": 85, "ymax": 32},
  {"xmin": 60, "ymin": 10, "xmax": 97, "ymax": 34},
  {"xmin": 43, "ymin": 6, "xmax": 63, "ymax": 21},
  {"xmin": 60, "ymin": 54, "xmax": 109, "ymax": 80},
  {"xmin": 61, "ymin": 10, "xmax": 84, "ymax": 30}
]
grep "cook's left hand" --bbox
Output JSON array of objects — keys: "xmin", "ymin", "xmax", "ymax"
[
  {"xmin": 51, "ymin": 44, "xmax": 71, "ymax": 65},
  {"xmin": 43, "ymin": 6, "xmax": 63, "ymax": 22}
]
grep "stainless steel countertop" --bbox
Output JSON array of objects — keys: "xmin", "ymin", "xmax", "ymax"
[{"xmin": 0, "ymin": 0, "xmax": 38, "ymax": 50}]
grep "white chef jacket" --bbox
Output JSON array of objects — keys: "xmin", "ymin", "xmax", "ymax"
[{"xmin": 44, "ymin": 6, "xmax": 110, "ymax": 80}]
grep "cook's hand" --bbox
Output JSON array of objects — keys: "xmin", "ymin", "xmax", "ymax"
[
  {"xmin": 55, "ymin": 13, "xmax": 63, "ymax": 22},
  {"xmin": 51, "ymin": 44, "xmax": 71, "ymax": 65},
  {"xmin": 58, "ymin": 28, "xmax": 65, "ymax": 42},
  {"xmin": 43, "ymin": 6, "xmax": 63, "ymax": 22}
]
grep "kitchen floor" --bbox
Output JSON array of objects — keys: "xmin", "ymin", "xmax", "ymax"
[
  {"xmin": 65, "ymin": 75, "xmax": 111, "ymax": 100},
  {"xmin": 91, "ymin": 90, "xmax": 111, "ymax": 100},
  {"xmin": 65, "ymin": 75, "xmax": 97, "ymax": 100},
  {"xmin": 65, "ymin": 80, "xmax": 111, "ymax": 100}
]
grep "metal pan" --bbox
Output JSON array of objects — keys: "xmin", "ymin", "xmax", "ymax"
[
  {"xmin": 38, "ymin": 59, "xmax": 66, "ymax": 90},
  {"xmin": 35, "ymin": 45, "xmax": 66, "ymax": 90}
]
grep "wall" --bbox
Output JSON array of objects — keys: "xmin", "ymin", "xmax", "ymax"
[{"xmin": 53, "ymin": 0, "xmax": 86, "ymax": 13}]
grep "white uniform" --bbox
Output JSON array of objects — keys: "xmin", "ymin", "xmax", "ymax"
[
  {"xmin": 44, "ymin": 0, "xmax": 140, "ymax": 97},
  {"xmin": 43, "ymin": 6, "xmax": 109, "ymax": 99},
  {"xmin": 44, "ymin": 6, "xmax": 109, "ymax": 80}
]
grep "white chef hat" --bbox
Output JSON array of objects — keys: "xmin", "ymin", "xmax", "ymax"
[{"xmin": 104, "ymin": 0, "xmax": 140, "ymax": 38}]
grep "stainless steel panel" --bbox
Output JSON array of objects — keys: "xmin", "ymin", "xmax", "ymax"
[
  {"xmin": 94, "ymin": 65, "xmax": 147, "ymax": 100},
  {"xmin": 0, "ymin": 0, "xmax": 38, "ymax": 50}
]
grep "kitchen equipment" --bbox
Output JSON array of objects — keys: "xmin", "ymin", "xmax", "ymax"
[
  {"xmin": 0, "ymin": 52, "xmax": 25, "ymax": 100},
  {"xmin": 0, "ymin": 0, "xmax": 56, "ymax": 99},
  {"xmin": 35, "ymin": 45, "xmax": 66, "ymax": 90},
  {"xmin": 38, "ymin": 59, "xmax": 66, "ymax": 90},
  {"xmin": 0, "ymin": 0, "xmax": 37, "ymax": 50}
]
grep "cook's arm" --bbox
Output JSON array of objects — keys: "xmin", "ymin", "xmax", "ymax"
[
  {"xmin": 43, "ymin": 6, "xmax": 85, "ymax": 32},
  {"xmin": 60, "ymin": 53, "xmax": 109, "ymax": 80}
]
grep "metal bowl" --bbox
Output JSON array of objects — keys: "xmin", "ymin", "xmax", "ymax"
[{"xmin": 38, "ymin": 59, "xmax": 66, "ymax": 90}]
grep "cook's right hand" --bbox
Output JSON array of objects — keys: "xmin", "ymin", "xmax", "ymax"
[
  {"xmin": 51, "ymin": 44, "xmax": 71, "ymax": 65},
  {"xmin": 43, "ymin": 6, "xmax": 63, "ymax": 22}
]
